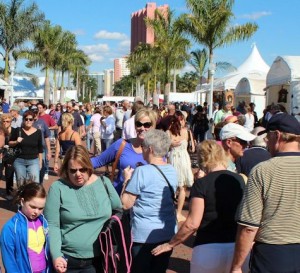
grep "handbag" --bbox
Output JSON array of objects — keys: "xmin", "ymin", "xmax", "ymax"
[
  {"xmin": 99, "ymin": 176, "xmax": 132, "ymax": 273},
  {"xmin": 2, "ymin": 129, "xmax": 22, "ymax": 164}
]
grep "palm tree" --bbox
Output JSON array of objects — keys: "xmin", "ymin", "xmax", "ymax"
[
  {"xmin": 0, "ymin": 0, "xmax": 45, "ymax": 81},
  {"xmin": 189, "ymin": 48, "xmax": 236, "ymax": 88},
  {"xmin": 16, "ymin": 21, "xmax": 66, "ymax": 105},
  {"xmin": 179, "ymin": 0, "xmax": 258, "ymax": 82},
  {"xmin": 146, "ymin": 8, "xmax": 190, "ymax": 103}
]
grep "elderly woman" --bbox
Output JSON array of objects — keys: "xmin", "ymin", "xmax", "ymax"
[
  {"xmin": 91, "ymin": 109, "xmax": 157, "ymax": 194},
  {"xmin": 152, "ymin": 140, "xmax": 248, "ymax": 273},
  {"xmin": 121, "ymin": 129, "xmax": 177, "ymax": 273},
  {"xmin": 9, "ymin": 110, "xmax": 43, "ymax": 184},
  {"xmin": 45, "ymin": 145, "xmax": 121, "ymax": 273}
]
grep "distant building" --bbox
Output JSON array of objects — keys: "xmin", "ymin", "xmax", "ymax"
[
  {"xmin": 131, "ymin": 2, "xmax": 169, "ymax": 52},
  {"xmin": 104, "ymin": 69, "xmax": 114, "ymax": 96},
  {"xmin": 89, "ymin": 72, "xmax": 105, "ymax": 96},
  {"xmin": 114, "ymin": 57, "xmax": 130, "ymax": 82}
]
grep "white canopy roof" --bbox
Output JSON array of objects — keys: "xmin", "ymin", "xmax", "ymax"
[
  {"xmin": 0, "ymin": 78, "xmax": 9, "ymax": 88},
  {"xmin": 213, "ymin": 44, "xmax": 270, "ymax": 91},
  {"xmin": 266, "ymin": 56, "xmax": 300, "ymax": 87},
  {"xmin": 235, "ymin": 76, "xmax": 266, "ymax": 96}
]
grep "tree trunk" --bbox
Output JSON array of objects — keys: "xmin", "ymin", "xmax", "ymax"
[
  {"xmin": 164, "ymin": 82, "xmax": 171, "ymax": 105},
  {"xmin": 44, "ymin": 68, "xmax": 50, "ymax": 105},
  {"xmin": 60, "ymin": 71, "xmax": 65, "ymax": 102}
]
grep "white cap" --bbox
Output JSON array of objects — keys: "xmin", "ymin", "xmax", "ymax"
[{"xmin": 220, "ymin": 123, "xmax": 256, "ymax": 141}]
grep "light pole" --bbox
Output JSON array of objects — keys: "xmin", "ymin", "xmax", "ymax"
[
  {"xmin": 208, "ymin": 62, "xmax": 216, "ymax": 119},
  {"xmin": 8, "ymin": 59, "xmax": 16, "ymax": 106}
]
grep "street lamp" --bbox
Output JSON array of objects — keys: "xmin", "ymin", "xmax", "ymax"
[
  {"xmin": 8, "ymin": 59, "xmax": 16, "ymax": 106},
  {"xmin": 208, "ymin": 62, "xmax": 216, "ymax": 119}
]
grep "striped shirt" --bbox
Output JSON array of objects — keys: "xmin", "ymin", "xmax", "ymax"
[{"xmin": 238, "ymin": 153, "xmax": 300, "ymax": 244}]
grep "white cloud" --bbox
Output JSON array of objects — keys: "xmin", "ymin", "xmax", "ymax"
[
  {"xmin": 119, "ymin": 39, "xmax": 130, "ymax": 48},
  {"xmin": 239, "ymin": 11, "xmax": 272, "ymax": 20},
  {"xmin": 72, "ymin": 29, "xmax": 85, "ymax": 36},
  {"xmin": 88, "ymin": 54, "xmax": 104, "ymax": 62},
  {"xmin": 94, "ymin": 30, "xmax": 128, "ymax": 40},
  {"xmin": 80, "ymin": 43, "xmax": 110, "ymax": 54}
]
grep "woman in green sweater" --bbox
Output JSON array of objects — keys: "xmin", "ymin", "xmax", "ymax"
[{"xmin": 44, "ymin": 145, "xmax": 121, "ymax": 273}]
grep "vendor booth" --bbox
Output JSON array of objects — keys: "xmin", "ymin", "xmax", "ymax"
[{"xmin": 266, "ymin": 56, "xmax": 300, "ymax": 121}]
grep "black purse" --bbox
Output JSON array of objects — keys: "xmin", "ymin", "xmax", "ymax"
[{"xmin": 2, "ymin": 128, "xmax": 22, "ymax": 164}]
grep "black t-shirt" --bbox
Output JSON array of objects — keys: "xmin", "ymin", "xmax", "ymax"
[
  {"xmin": 10, "ymin": 128, "xmax": 43, "ymax": 159},
  {"xmin": 190, "ymin": 170, "xmax": 245, "ymax": 246}
]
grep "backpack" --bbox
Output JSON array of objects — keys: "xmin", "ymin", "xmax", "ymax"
[{"xmin": 99, "ymin": 177, "xmax": 132, "ymax": 273}]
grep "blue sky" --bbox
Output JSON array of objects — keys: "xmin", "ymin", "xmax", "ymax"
[{"xmin": 13, "ymin": 0, "xmax": 300, "ymax": 76}]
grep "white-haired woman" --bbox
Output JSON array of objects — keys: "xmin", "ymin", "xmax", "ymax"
[{"xmin": 122, "ymin": 129, "xmax": 177, "ymax": 273}]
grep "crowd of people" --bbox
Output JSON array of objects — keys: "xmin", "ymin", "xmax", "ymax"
[{"xmin": 0, "ymin": 97, "xmax": 299, "ymax": 273}]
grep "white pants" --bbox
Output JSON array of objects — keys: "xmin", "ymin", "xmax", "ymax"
[{"xmin": 191, "ymin": 243, "xmax": 249, "ymax": 273}]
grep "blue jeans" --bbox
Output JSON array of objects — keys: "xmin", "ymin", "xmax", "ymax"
[
  {"xmin": 13, "ymin": 157, "xmax": 40, "ymax": 184},
  {"xmin": 101, "ymin": 138, "xmax": 114, "ymax": 152},
  {"xmin": 131, "ymin": 241, "xmax": 172, "ymax": 273}
]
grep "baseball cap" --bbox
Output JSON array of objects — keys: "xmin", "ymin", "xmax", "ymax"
[
  {"xmin": 261, "ymin": 113, "xmax": 300, "ymax": 135},
  {"xmin": 10, "ymin": 105, "xmax": 20, "ymax": 112},
  {"xmin": 220, "ymin": 123, "xmax": 256, "ymax": 141}
]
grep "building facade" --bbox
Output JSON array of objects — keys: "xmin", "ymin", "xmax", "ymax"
[
  {"xmin": 131, "ymin": 2, "xmax": 168, "ymax": 52},
  {"xmin": 114, "ymin": 57, "xmax": 130, "ymax": 82},
  {"xmin": 104, "ymin": 69, "xmax": 114, "ymax": 96}
]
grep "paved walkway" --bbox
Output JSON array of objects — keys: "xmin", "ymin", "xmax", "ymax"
[{"xmin": 0, "ymin": 156, "xmax": 194, "ymax": 272}]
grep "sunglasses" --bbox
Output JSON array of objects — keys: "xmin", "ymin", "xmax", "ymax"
[
  {"xmin": 69, "ymin": 167, "xmax": 88, "ymax": 174},
  {"xmin": 25, "ymin": 118, "xmax": 34, "ymax": 121},
  {"xmin": 232, "ymin": 138, "xmax": 248, "ymax": 146},
  {"xmin": 2, "ymin": 120, "xmax": 11, "ymax": 123},
  {"xmin": 135, "ymin": 121, "xmax": 152, "ymax": 128}
]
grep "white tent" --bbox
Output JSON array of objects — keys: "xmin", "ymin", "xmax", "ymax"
[
  {"xmin": 266, "ymin": 56, "xmax": 300, "ymax": 121},
  {"xmin": 213, "ymin": 44, "xmax": 270, "ymax": 91},
  {"xmin": 235, "ymin": 75, "xmax": 266, "ymax": 118}
]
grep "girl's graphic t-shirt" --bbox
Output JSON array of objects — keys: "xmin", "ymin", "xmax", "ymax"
[{"xmin": 28, "ymin": 218, "xmax": 46, "ymax": 273}]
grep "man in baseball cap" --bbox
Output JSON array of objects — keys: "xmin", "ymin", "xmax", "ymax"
[
  {"xmin": 220, "ymin": 123, "xmax": 256, "ymax": 172},
  {"xmin": 231, "ymin": 113, "xmax": 300, "ymax": 273}
]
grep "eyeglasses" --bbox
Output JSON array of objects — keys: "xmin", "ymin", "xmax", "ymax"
[
  {"xmin": 69, "ymin": 167, "xmax": 88, "ymax": 174},
  {"xmin": 135, "ymin": 121, "xmax": 152, "ymax": 128},
  {"xmin": 2, "ymin": 120, "xmax": 11, "ymax": 123},
  {"xmin": 25, "ymin": 118, "xmax": 34, "ymax": 121}
]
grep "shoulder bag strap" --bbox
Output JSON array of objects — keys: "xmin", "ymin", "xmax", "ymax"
[
  {"xmin": 110, "ymin": 140, "xmax": 127, "ymax": 182},
  {"xmin": 150, "ymin": 164, "xmax": 176, "ymax": 203}
]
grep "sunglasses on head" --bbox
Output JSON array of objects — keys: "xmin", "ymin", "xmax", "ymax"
[
  {"xmin": 25, "ymin": 118, "xmax": 34, "ymax": 121},
  {"xmin": 135, "ymin": 121, "xmax": 152, "ymax": 128},
  {"xmin": 69, "ymin": 167, "xmax": 88, "ymax": 174}
]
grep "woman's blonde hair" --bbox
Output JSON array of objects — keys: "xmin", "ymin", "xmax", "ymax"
[
  {"xmin": 134, "ymin": 109, "xmax": 157, "ymax": 127},
  {"xmin": 197, "ymin": 140, "xmax": 228, "ymax": 172},
  {"xmin": 103, "ymin": 105, "xmax": 113, "ymax": 115},
  {"xmin": 59, "ymin": 145, "xmax": 93, "ymax": 180},
  {"xmin": 1, "ymin": 113, "xmax": 12, "ymax": 121},
  {"xmin": 62, "ymin": 113, "xmax": 74, "ymax": 130}
]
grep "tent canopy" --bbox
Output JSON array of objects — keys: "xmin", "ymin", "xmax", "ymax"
[
  {"xmin": 235, "ymin": 76, "xmax": 266, "ymax": 96},
  {"xmin": 266, "ymin": 56, "xmax": 300, "ymax": 87},
  {"xmin": 212, "ymin": 44, "xmax": 270, "ymax": 91}
]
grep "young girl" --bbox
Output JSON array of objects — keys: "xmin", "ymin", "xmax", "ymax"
[{"xmin": 0, "ymin": 182, "xmax": 51, "ymax": 273}]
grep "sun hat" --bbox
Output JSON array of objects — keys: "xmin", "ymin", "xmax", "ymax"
[{"xmin": 220, "ymin": 123, "xmax": 256, "ymax": 141}]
